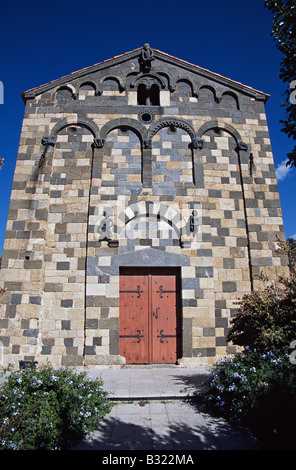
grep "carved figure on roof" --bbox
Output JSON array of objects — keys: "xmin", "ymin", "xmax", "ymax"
[{"xmin": 139, "ymin": 43, "xmax": 155, "ymax": 72}]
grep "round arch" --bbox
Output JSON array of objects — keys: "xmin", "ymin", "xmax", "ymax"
[
  {"xmin": 50, "ymin": 115, "xmax": 99, "ymax": 137},
  {"xmin": 99, "ymin": 117, "xmax": 149, "ymax": 145},
  {"xmin": 196, "ymin": 120, "xmax": 243, "ymax": 145},
  {"xmin": 148, "ymin": 117, "xmax": 197, "ymax": 142}
]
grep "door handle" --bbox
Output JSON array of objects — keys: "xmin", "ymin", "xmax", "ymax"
[{"xmin": 153, "ymin": 308, "xmax": 159, "ymax": 319}]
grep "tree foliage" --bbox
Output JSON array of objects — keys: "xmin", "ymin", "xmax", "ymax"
[
  {"xmin": 227, "ymin": 238, "xmax": 296, "ymax": 353},
  {"xmin": 265, "ymin": 0, "xmax": 296, "ymax": 167},
  {"xmin": 287, "ymin": 237, "xmax": 296, "ymax": 266}
]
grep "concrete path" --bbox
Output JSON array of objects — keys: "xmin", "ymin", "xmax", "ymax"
[
  {"xmin": 84, "ymin": 365, "xmax": 211, "ymax": 400},
  {"xmin": 71, "ymin": 366, "xmax": 258, "ymax": 450}
]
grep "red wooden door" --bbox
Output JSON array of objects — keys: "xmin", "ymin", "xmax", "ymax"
[
  {"xmin": 151, "ymin": 273, "xmax": 178, "ymax": 363},
  {"xmin": 119, "ymin": 268, "xmax": 181, "ymax": 364},
  {"xmin": 119, "ymin": 272, "xmax": 149, "ymax": 363}
]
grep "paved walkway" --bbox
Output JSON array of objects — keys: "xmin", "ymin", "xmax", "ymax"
[
  {"xmin": 84, "ymin": 365, "xmax": 210, "ymax": 400},
  {"xmin": 71, "ymin": 366, "xmax": 258, "ymax": 450}
]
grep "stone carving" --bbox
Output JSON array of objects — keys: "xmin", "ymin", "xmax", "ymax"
[
  {"xmin": 237, "ymin": 141, "xmax": 248, "ymax": 151},
  {"xmin": 138, "ymin": 109, "xmax": 154, "ymax": 124},
  {"xmin": 149, "ymin": 118, "xmax": 196, "ymax": 141},
  {"xmin": 41, "ymin": 135, "xmax": 56, "ymax": 146},
  {"xmin": 39, "ymin": 135, "xmax": 56, "ymax": 167},
  {"xmin": 93, "ymin": 138, "xmax": 105, "ymax": 149},
  {"xmin": 191, "ymin": 138, "xmax": 205, "ymax": 149},
  {"xmin": 139, "ymin": 43, "xmax": 155, "ymax": 72},
  {"xmin": 97, "ymin": 210, "xmax": 114, "ymax": 241},
  {"xmin": 143, "ymin": 139, "xmax": 152, "ymax": 149}
]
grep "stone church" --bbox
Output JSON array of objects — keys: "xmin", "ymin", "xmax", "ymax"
[{"xmin": 0, "ymin": 45, "xmax": 288, "ymax": 369}]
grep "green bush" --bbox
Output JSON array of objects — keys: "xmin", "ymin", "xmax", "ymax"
[
  {"xmin": 227, "ymin": 238, "xmax": 296, "ymax": 354},
  {"xmin": 226, "ymin": 277, "xmax": 296, "ymax": 354},
  {"xmin": 0, "ymin": 363, "xmax": 112, "ymax": 450},
  {"xmin": 203, "ymin": 348, "xmax": 296, "ymax": 449},
  {"xmin": 203, "ymin": 239, "xmax": 296, "ymax": 448}
]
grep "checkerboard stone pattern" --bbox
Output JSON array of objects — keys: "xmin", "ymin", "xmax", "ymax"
[{"xmin": 0, "ymin": 47, "xmax": 289, "ymax": 369}]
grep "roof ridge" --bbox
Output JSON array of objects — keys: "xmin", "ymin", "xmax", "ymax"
[
  {"xmin": 21, "ymin": 46, "xmax": 269, "ymax": 101},
  {"xmin": 21, "ymin": 47, "xmax": 143, "ymax": 96},
  {"xmin": 152, "ymin": 48, "xmax": 269, "ymax": 98}
]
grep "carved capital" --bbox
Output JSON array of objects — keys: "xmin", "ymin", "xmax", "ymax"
[
  {"xmin": 93, "ymin": 138, "xmax": 105, "ymax": 149},
  {"xmin": 143, "ymin": 139, "xmax": 152, "ymax": 149},
  {"xmin": 237, "ymin": 141, "xmax": 248, "ymax": 151},
  {"xmin": 191, "ymin": 138, "xmax": 204, "ymax": 150},
  {"xmin": 42, "ymin": 135, "xmax": 56, "ymax": 146}
]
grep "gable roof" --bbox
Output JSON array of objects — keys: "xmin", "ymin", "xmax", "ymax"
[{"xmin": 21, "ymin": 46, "xmax": 269, "ymax": 103}]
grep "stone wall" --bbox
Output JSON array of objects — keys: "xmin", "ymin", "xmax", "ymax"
[{"xmin": 0, "ymin": 47, "xmax": 288, "ymax": 368}]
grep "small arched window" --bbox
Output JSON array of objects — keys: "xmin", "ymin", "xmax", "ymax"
[
  {"xmin": 56, "ymin": 86, "xmax": 73, "ymax": 102},
  {"xmin": 176, "ymin": 80, "xmax": 193, "ymax": 97},
  {"xmin": 220, "ymin": 92, "xmax": 239, "ymax": 110},
  {"xmin": 103, "ymin": 78, "xmax": 120, "ymax": 91},
  {"xmin": 137, "ymin": 82, "xmax": 160, "ymax": 106}
]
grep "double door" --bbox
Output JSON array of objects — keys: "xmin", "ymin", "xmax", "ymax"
[{"xmin": 119, "ymin": 267, "xmax": 181, "ymax": 364}]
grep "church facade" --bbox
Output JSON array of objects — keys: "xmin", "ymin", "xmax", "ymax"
[{"xmin": 0, "ymin": 45, "xmax": 288, "ymax": 368}]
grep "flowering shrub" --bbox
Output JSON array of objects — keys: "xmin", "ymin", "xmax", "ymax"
[
  {"xmin": 203, "ymin": 348, "xmax": 296, "ymax": 448},
  {"xmin": 204, "ymin": 239, "xmax": 296, "ymax": 448},
  {"xmin": 0, "ymin": 363, "xmax": 112, "ymax": 450},
  {"xmin": 205, "ymin": 348, "xmax": 293, "ymax": 419}
]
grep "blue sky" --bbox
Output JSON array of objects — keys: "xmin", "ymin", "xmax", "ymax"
[{"xmin": 0, "ymin": 0, "xmax": 295, "ymax": 254}]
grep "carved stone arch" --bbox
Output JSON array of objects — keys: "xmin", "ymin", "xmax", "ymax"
[
  {"xmin": 98, "ymin": 75, "xmax": 125, "ymax": 94},
  {"xmin": 197, "ymin": 120, "xmax": 244, "ymax": 147},
  {"xmin": 148, "ymin": 117, "xmax": 196, "ymax": 142},
  {"xmin": 39, "ymin": 115, "xmax": 97, "ymax": 175},
  {"xmin": 50, "ymin": 115, "xmax": 99, "ymax": 137},
  {"xmin": 198, "ymin": 84, "xmax": 218, "ymax": 103},
  {"xmin": 75, "ymin": 78, "xmax": 100, "ymax": 96},
  {"xmin": 156, "ymin": 71, "xmax": 175, "ymax": 91},
  {"xmin": 78, "ymin": 80, "xmax": 97, "ymax": 94},
  {"xmin": 220, "ymin": 91, "xmax": 240, "ymax": 110},
  {"xmin": 55, "ymin": 84, "xmax": 77, "ymax": 100},
  {"xmin": 99, "ymin": 118, "xmax": 148, "ymax": 146},
  {"xmin": 176, "ymin": 78, "xmax": 198, "ymax": 97},
  {"xmin": 130, "ymin": 73, "xmax": 166, "ymax": 90}
]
